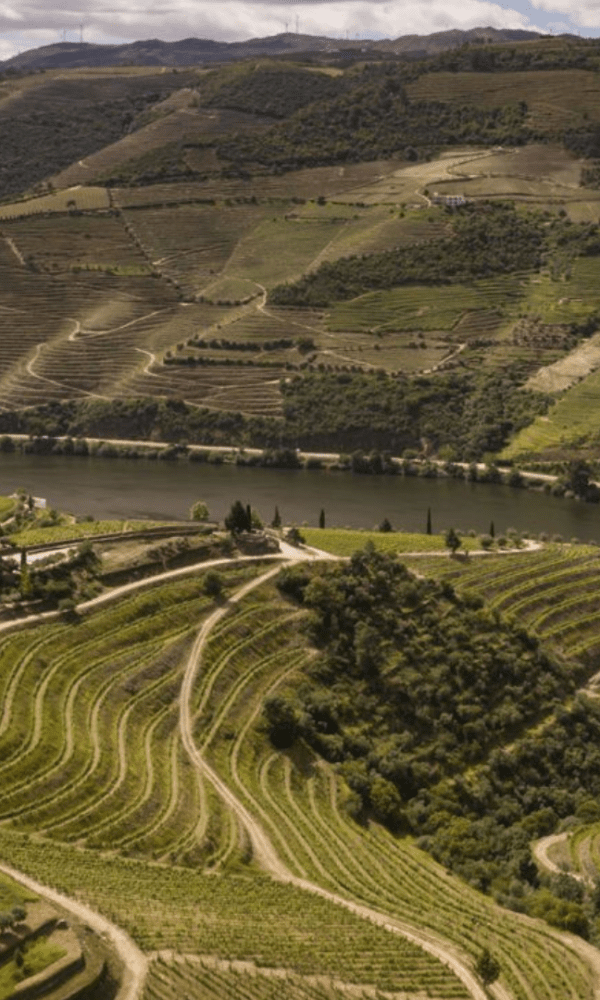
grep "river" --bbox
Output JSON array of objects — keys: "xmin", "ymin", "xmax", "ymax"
[{"xmin": 1, "ymin": 452, "xmax": 599, "ymax": 542}]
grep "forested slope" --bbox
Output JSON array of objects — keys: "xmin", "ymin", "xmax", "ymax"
[{"xmin": 266, "ymin": 548, "xmax": 600, "ymax": 940}]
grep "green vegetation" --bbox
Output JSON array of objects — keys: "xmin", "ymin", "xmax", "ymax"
[
  {"xmin": 326, "ymin": 276, "xmax": 518, "ymax": 333},
  {"xmin": 2, "ymin": 543, "xmax": 600, "ymax": 999},
  {"xmin": 0, "ymin": 938, "xmax": 66, "ymax": 998},
  {"xmin": 202, "ymin": 63, "xmax": 349, "ymax": 119},
  {"xmin": 0, "ymin": 74, "xmax": 184, "ymax": 200},
  {"xmin": 143, "ymin": 955, "xmax": 419, "ymax": 1000},
  {"xmin": 279, "ymin": 370, "xmax": 550, "ymax": 456},
  {"xmin": 402, "ymin": 544, "xmax": 600, "ymax": 663},
  {"xmin": 0, "ymin": 832, "xmax": 466, "ymax": 997},
  {"xmin": 0, "ymin": 873, "xmax": 36, "ymax": 910},
  {"xmin": 271, "ymin": 202, "xmax": 544, "ymax": 307},
  {"xmin": 0, "ymin": 565, "xmax": 257, "ymax": 861},
  {"xmin": 302, "ymin": 528, "xmax": 480, "ymax": 555},
  {"xmin": 8, "ymin": 519, "xmax": 179, "ymax": 547},
  {"xmin": 267, "ymin": 547, "xmax": 600, "ymax": 942},
  {"xmin": 504, "ymin": 361, "xmax": 600, "ymax": 460},
  {"xmin": 218, "ymin": 77, "xmax": 529, "ymax": 172},
  {"xmin": 0, "ymin": 496, "xmax": 16, "ymax": 522}
]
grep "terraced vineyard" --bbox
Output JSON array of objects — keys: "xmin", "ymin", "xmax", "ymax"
[
  {"xmin": 7, "ymin": 213, "xmax": 151, "ymax": 275},
  {"xmin": 0, "ymin": 567, "xmax": 260, "ymax": 866},
  {"xmin": 543, "ymin": 824, "xmax": 600, "ymax": 884},
  {"xmin": 407, "ymin": 71, "xmax": 600, "ymax": 132},
  {"xmin": 0, "ymin": 560, "xmax": 472, "ymax": 1000},
  {"xmin": 326, "ymin": 275, "xmax": 522, "ymax": 334},
  {"xmin": 402, "ymin": 544, "xmax": 600, "ymax": 665},
  {"xmin": 2, "ymin": 543, "xmax": 600, "ymax": 1000},
  {"xmin": 181, "ymin": 574, "xmax": 598, "ymax": 1000},
  {"xmin": 143, "ymin": 955, "xmax": 406, "ymax": 1000},
  {"xmin": 122, "ymin": 203, "xmax": 270, "ymax": 296}
]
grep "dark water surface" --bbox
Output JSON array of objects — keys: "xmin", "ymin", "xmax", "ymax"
[{"xmin": 1, "ymin": 452, "xmax": 599, "ymax": 541}]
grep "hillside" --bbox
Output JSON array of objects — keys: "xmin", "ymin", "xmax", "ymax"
[
  {"xmin": 1, "ymin": 527, "xmax": 600, "ymax": 1000},
  {"xmin": 2, "ymin": 43, "xmax": 600, "ymax": 462}
]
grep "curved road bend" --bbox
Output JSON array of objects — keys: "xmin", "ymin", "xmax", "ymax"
[
  {"xmin": 179, "ymin": 558, "xmax": 504, "ymax": 1000},
  {"xmin": 0, "ymin": 543, "xmax": 588, "ymax": 1000}
]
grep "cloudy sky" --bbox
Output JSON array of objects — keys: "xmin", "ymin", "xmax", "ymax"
[{"xmin": 0, "ymin": 0, "xmax": 597, "ymax": 62}]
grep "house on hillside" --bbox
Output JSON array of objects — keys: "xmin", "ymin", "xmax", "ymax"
[{"xmin": 431, "ymin": 193, "xmax": 467, "ymax": 207}]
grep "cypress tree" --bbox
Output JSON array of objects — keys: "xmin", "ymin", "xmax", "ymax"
[
  {"xmin": 272, "ymin": 506, "xmax": 281, "ymax": 528},
  {"xmin": 490, "ymin": 520, "xmax": 495, "ymax": 538},
  {"xmin": 319, "ymin": 508, "xmax": 325, "ymax": 529},
  {"xmin": 426, "ymin": 507, "xmax": 432, "ymax": 535}
]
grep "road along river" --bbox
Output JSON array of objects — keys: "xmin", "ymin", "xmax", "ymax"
[{"xmin": 1, "ymin": 452, "xmax": 600, "ymax": 541}]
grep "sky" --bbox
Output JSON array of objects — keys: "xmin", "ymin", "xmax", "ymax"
[{"xmin": 0, "ymin": 0, "xmax": 598, "ymax": 63}]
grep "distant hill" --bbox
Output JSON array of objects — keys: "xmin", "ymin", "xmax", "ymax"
[{"xmin": 0, "ymin": 27, "xmax": 544, "ymax": 72}]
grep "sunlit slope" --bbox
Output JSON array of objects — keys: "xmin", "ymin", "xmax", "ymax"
[
  {"xmin": 503, "ymin": 363, "xmax": 600, "ymax": 460},
  {"xmin": 407, "ymin": 71, "xmax": 600, "ymax": 133},
  {"xmin": 402, "ymin": 544, "xmax": 600, "ymax": 664},
  {"xmin": 0, "ymin": 568, "xmax": 469, "ymax": 1000}
]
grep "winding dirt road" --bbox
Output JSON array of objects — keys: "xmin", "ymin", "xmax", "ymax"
[
  {"xmin": 0, "ymin": 540, "xmax": 592, "ymax": 1000},
  {"xmin": 178, "ymin": 555, "xmax": 501, "ymax": 1000}
]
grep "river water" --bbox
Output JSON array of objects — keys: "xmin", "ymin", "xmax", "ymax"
[{"xmin": 1, "ymin": 452, "xmax": 599, "ymax": 542}]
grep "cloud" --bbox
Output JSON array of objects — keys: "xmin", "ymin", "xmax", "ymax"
[
  {"xmin": 0, "ymin": 0, "xmax": 556, "ymax": 60},
  {"xmin": 530, "ymin": 0, "xmax": 600, "ymax": 29}
]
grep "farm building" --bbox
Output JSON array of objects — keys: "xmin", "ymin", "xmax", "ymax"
[{"xmin": 432, "ymin": 193, "xmax": 467, "ymax": 207}]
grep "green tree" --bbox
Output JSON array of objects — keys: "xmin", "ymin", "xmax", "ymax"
[
  {"xmin": 379, "ymin": 517, "xmax": 393, "ymax": 532},
  {"xmin": 189, "ymin": 499, "xmax": 209, "ymax": 521},
  {"xmin": 263, "ymin": 694, "xmax": 301, "ymax": 749},
  {"xmin": 272, "ymin": 505, "xmax": 282, "ymax": 528},
  {"xmin": 426, "ymin": 507, "xmax": 432, "ymax": 535},
  {"xmin": 20, "ymin": 566, "xmax": 33, "ymax": 600},
  {"xmin": 225, "ymin": 500, "xmax": 251, "ymax": 534},
  {"xmin": 285, "ymin": 526, "xmax": 305, "ymax": 546},
  {"xmin": 445, "ymin": 527, "xmax": 461, "ymax": 555},
  {"xmin": 489, "ymin": 520, "xmax": 495, "ymax": 538},
  {"xmin": 319, "ymin": 508, "xmax": 325, "ymax": 529},
  {"xmin": 203, "ymin": 570, "xmax": 224, "ymax": 599},
  {"xmin": 475, "ymin": 948, "xmax": 500, "ymax": 986},
  {"xmin": 564, "ymin": 460, "xmax": 593, "ymax": 499}
]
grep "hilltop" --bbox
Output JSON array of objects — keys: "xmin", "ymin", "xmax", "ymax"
[{"xmin": 0, "ymin": 26, "xmax": 544, "ymax": 72}]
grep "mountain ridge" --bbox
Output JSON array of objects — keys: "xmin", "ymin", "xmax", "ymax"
[{"xmin": 0, "ymin": 26, "xmax": 545, "ymax": 72}]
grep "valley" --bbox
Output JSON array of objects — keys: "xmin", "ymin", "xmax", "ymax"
[{"xmin": 4, "ymin": 33, "xmax": 600, "ymax": 1000}]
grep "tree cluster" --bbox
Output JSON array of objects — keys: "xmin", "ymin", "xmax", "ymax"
[
  {"xmin": 266, "ymin": 547, "xmax": 600, "ymax": 939},
  {"xmin": 0, "ymin": 90, "xmax": 173, "ymax": 200},
  {"xmin": 202, "ymin": 65, "xmax": 350, "ymax": 120},
  {"xmin": 279, "ymin": 369, "xmax": 550, "ymax": 458},
  {"xmin": 218, "ymin": 89, "xmax": 530, "ymax": 173},
  {"xmin": 270, "ymin": 202, "xmax": 545, "ymax": 306}
]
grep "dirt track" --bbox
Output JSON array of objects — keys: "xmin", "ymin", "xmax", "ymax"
[
  {"xmin": 178, "ymin": 555, "xmax": 503, "ymax": 1000},
  {"xmin": 0, "ymin": 541, "xmax": 595, "ymax": 1000}
]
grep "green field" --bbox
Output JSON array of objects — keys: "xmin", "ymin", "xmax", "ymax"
[
  {"xmin": 9, "ymin": 519, "xmax": 182, "ymax": 547},
  {"xmin": 503, "ymin": 363, "xmax": 600, "ymax": 459},
  {"xmin": 0, "ymin": 496, "xmax": 16, "ymax": 522},
  {"xmin": 0, "ymin": 938, "xmax": 66, "ymax": 999},
  {"xmin": 326, "ymin": 276, "xmax": 521, "ymax": 334},
  {"xmin": 303, "ymin": 528, "xmax": 480, "ymax": 556}
]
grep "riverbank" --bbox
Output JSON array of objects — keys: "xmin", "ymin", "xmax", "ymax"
[{"xmin": 0, "ymin": 431, "xmax": 567, "ymax": 494}]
